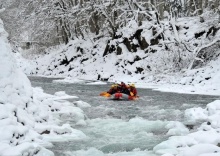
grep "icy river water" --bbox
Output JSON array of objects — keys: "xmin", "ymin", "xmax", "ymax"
[{"xmin": 29, "ymin": 76, "xmax": 219, "ymax": 156}]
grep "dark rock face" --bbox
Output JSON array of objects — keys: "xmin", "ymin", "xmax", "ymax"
[
  {"xmin": 103, "ymin": 29, "xmax": 152, "ymax": 57},
  {"xmin": 135, "ymin": 67, "xmax": 144, "ymax": 74},
  {"xmin": 100, "ymin": 22, "xmax": 220, "ymax": 81},
  {"xmin": 192, "ymin": 40, "xmax": 220, "ymax": 69},
  {"xmin": 116, "ymin": 46, "xmax": 122, "ymax": 55},
  {"xmin": 195, "ymin": 31, "xmax": 205, "ymax": 39}
]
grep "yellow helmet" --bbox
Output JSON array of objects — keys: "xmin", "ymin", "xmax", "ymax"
[
  {"xmin": 111, "ymin": 84, "xmax": 115, "ymax": 88},
  {"xmin": 113, "ymin": 84, "xmax": 118, "ymax": 88},
  {"xmin": 130, "ymin": 84, "xmax": 135, "ymax": 87}
]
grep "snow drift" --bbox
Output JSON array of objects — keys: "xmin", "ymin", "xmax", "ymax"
[{"xmin": 0, "ymin": 17, "xmax": 87, "ymax": 155}]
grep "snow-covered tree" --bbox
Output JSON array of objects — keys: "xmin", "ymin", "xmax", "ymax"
[{"xmin": 0, "ymin": 0, "xmax": 219, "ymax": 53}]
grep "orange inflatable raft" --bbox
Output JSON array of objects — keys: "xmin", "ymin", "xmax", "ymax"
[{"xmin": 100, "ymin": 92, "xmax": 138, "ymax": 100}]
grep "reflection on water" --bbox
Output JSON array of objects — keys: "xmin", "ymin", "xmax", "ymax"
[{"xmin": 29, "ymin": 76, "xmax": 219, "ymax": 156}]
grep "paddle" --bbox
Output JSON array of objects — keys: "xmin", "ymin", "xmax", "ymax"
[{"xmin": 100, "ymin": 92, "xmax": 111, "ymax": 97}]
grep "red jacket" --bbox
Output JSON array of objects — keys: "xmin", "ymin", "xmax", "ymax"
[
  {"xmin": 107, "ymin": 88, "xmax": 119, "ymax": 95},
  {"xmin": 130, "ymin": 88, "xmax": 137, "ymax": 96}
]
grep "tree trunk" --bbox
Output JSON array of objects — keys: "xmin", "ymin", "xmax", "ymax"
[
  {"xmin": 197, "ymin": 0, "xmax": 203, "ymax": 15},
  {"xmin": 157, "ymin": 0, "xmax": 164, "ymax": 19},
  {"xmin": 203, "ymin": 0, "xmax": 208, "ymax": 9}
]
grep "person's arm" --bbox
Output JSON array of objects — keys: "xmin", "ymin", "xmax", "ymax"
[
  {"xmin": 134, "ymin": 89, "xmax": 137, "ymax": 96},
  {"xmin": 107, "ymin": 89, "xmax": 112, "ymax": 94}
]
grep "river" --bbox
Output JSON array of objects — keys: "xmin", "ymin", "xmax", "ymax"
[{"xmin": 29, "ymin": 76, "xmax": 218, "ymax": 156}]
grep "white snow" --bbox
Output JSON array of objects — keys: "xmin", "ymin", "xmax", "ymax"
[
  {"xmin": 0, "ymin": 18, "xmax": 88, "ymax": 155},
  {"xmin": 154, "ymin": 100, "xmax": 220, "ymax": 156}
]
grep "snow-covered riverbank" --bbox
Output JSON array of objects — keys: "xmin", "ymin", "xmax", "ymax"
[{"xmin": 0, "ymin": 18, "xmax": 89, "ymax": 155}]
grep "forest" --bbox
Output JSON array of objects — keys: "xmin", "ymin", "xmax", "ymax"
[{"xmin": 1, "ymin": 0, "xmax": 219, "ymax": 48}]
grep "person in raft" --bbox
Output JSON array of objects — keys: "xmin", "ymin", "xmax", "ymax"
[
  {"xmin": 119, "ymin": 82, "xmax": 131, "ymax": 95},
  {"xmin": 107, "ymin": 84, "xmax": 119, "ymax": 95},
  {"xmin": 129, "ymin": 84, "xmax": 137, "ymax": 96}
]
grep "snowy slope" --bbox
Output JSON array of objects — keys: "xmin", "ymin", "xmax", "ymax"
[
  {"xmin": 18, "ymin": 11, "xmax": 220, "ymax": 88},
  {"xmin": 0, "ymin": 18, "xmax": 87, "ymax": 155}
]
